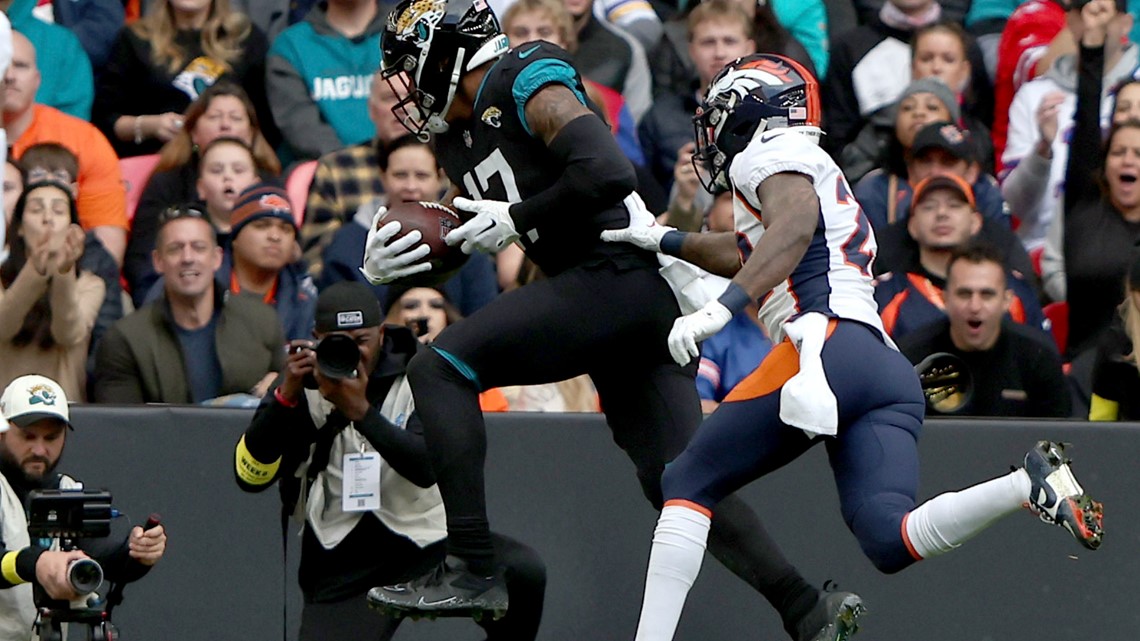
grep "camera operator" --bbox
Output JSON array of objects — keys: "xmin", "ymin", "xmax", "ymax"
[
  {"xmin": 0, "ymin": 374, "xmax": 166, "ymax": 639},
  {"xmin": 234, "ymin": 282, "xmax": 546, "ymax": 640}
]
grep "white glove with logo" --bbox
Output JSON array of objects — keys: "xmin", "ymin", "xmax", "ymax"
[
  {"xmin": 667, "ymin": 300, "xmax": 733, "ymax": 366},
  {"xmin": 359, "ymin": 206, "xmax": 433, "ymax": 285},
  {"xmin": 447, "ymin": 197, "xmax": 520, "ymax": 254}
]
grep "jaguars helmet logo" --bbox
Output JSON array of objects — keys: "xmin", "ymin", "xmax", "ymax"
[
  {"xmin": 26, "ymin": 384, "xmax": 58, "ymax": 407},
  {"xmin": 393, "ymin": 0, "xmax": 447, "ymax": 45},
  {"xmin": 481, "ymin": 106, "xmax": 502, "ymax": 128}
]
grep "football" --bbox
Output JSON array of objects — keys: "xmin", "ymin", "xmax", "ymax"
[{"xmin": 377, "ymin": 200, "xmax": 469, "ymax": 285}]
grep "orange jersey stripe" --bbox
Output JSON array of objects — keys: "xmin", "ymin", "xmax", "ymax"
[{"xmin": 723, "ymin": 341, "xmax": 801, "ymax": 402}]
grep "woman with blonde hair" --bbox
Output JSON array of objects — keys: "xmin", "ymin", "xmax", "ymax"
[
  {"xmin": 1089, "ymin": 254, "xmax": 1140, "ymax": 421},
  {"xmin": 94, "ymin": 0, "xmax": 273, "ymax": 157}
]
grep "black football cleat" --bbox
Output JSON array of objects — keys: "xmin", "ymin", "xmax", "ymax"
[
  {"xmin": 794, "ymin": 583, "xmax": 865, "ymax": 641},
  {"xmin": 1023, "ymin": 441, "xmax": 1104, "ymax": 551},
  {"xmin": 368, "ymin": 555, "xmax": 508, "ymax": 621}
]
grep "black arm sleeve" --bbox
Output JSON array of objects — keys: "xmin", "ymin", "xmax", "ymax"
[
  {"xmin": 235, "ymin": 386, "xmax": 316, "ymax": 493},
  {"xmin": 509, "ymin": 114, "xmax": 638, "ymax": 232},
  {"xmin": 1065, "ymin": 43, "xmax": 1106, "ymax": 216},
  {"xmin": 79, "ymin": 515, "xmax": 149, "ymax": 585},
  {"xmin": 352, "ymin": 409, "xmax": 434, "ymax": 488}
]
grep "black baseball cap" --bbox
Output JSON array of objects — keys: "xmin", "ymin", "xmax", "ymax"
[
  {"xmin": 909, "ymin": 121, "xmax": 975, "ymax": 163},
  {"xmin": 315, "ymin": 282, "xmax": 382, "ymax": 333}
]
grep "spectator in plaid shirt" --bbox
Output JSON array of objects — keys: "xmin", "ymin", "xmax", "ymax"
[{"xmin": 300, "ymin": 72, "xmax": 405, "ymax": 280}]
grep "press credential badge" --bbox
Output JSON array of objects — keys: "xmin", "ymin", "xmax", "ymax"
[{"xmin": 342, "ymin": 451, "xmax": 381, "ymax": 512}]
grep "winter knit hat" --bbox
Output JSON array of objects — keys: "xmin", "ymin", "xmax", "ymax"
[
  {"xmin": 898, "ymin": 77, "xmax": 961, "ymax": 124},
  {"xmin": 230, "ymin": 182, "xmax": 296, "ymax": 239}
]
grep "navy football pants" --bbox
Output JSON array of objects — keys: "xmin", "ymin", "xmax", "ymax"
[{"xmin": 662, "ymin": 320, "xmax": 927, "ymax": 574}]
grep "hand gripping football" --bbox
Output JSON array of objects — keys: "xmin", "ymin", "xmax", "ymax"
[{"xmin": 378, "ymin": 201, "xmax": 470, "ymax": 286}]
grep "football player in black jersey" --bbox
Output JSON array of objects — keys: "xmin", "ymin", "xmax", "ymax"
[{"xmin": 361, "ymin": 0, "xmax": 847, "ymax": 637}]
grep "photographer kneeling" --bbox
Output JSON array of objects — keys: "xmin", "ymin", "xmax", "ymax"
[
  {"xmin": 0, "ymin": 375, "xmax": 166, "ymax": 639},
  {"xmin": 234, "ymin": 282, "xmax": 546, "ymax": 640}
]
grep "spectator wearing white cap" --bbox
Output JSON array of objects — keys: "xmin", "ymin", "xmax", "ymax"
[{"xmin": 0, "ymin": 374, "xmax": 167, "ymax": 637}]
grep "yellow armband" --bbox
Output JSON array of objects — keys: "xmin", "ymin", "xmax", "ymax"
[
  {"xmin": 235, "ymin": 435, "xmax": 281, "ymax": 486},
  {"xmin": 1088, "ymin": 394, "xmax": 1119, "ymax": 422},
  {"xmin": 1, "ymin": 550, "xmax": 26, "ymax": 585}
]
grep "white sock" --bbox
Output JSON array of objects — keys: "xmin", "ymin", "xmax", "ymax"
[
  {"xmin": 634, "ymin": 504, "xmax": 712, "ymax": 641},
  {"xmin": 904, "ymin": 469, "xmax": 1031, "ymax": 559}
]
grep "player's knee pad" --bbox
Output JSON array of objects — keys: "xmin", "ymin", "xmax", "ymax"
[
  {"xmin": 848, "ymin": 492, "xmax": 918, "ymax": 574},
  {"xmin": 407, "ymin": 346, "xmax": 482, "ymax": 392}
]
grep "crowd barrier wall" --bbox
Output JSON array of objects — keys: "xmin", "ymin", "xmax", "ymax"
[{"xmin": 60, "ymin": 406, "xmax": 1138, "ymax": 641}]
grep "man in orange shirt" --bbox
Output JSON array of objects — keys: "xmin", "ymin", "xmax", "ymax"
[{"xmin": 3, "ymin": 30, "xmax": 127, "ymax": 264}]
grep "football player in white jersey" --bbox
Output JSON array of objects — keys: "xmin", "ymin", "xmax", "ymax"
[{"xmin": 602, "ymin": 53, "xmax": 1104, "ymax": 641}]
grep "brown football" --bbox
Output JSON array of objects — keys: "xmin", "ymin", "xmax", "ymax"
[{"xmin": 377, "ymin": 201, "xmax": 469, "ymax": 285}]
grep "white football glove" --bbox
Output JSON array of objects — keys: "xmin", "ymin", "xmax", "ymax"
[
  {"xmin": 667, "ymin": 300, "xmax": 733, "ymax": 366},
  {"xmin": 359, "ymin": 206, "xmax": 433, "ymax": 285},
  {"xmin": 599, "ymin": 221, "xmax": 674, "ymax": 252},
  {"xmin": 600, "ymin": 191, "xmax": 674, "ymax": 252},
  {"xmin": 448, "ymin": 197, "xmax": 520, "ymax": 254}
]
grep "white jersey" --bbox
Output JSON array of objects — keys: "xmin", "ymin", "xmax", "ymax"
[{"xmin": 728, "ymin": 129, "xmax": 886, "ymax": 345}]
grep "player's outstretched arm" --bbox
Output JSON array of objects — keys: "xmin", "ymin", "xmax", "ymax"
[
  {"xmin": 665, "ymin": 172, "xmax": 819, "ymax": 365},
  {"xmin": 510, "ymin": 84, "xmax": 638, "ymax": 229},
  {"xmin": 731, "ymin": 172, "xmax": 819, "ymax": 300}
]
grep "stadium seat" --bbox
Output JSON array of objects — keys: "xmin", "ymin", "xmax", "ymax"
[
  {"xmin": 286, "ymin": 160, "xmax": 318, "ymax": 226},
  {"xmin": 1043, "ymin": 301, "xmax": 1069, "ymax": 354},
  {"xmin": 119, "ymin": 154, "xmax": 160, "ymax": 221}
]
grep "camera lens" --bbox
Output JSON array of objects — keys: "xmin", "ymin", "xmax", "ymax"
[
  {"xmin": 67, "ymin": 558, "xmax": 103, "ymax": 594},
  {"xmin": 315, "ymin": 334, "xmax": 361, "ymax": 380}
]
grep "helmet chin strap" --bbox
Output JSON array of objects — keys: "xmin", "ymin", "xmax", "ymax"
[{"xmin": 425, "ymin": 47, "xmax": 467, "ymax": 136}]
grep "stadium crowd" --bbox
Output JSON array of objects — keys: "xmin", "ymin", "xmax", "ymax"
[{"xmin": 0, "ymin": 0, "xmax": 1137, "ymax": 421}]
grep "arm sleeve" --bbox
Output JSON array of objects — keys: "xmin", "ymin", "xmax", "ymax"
[
  {"xmin": 266, "ymin": 53, "xmax": 343, "ymax": 160},
  {"xmin": 91, "ymin": 325, "xmax": 147, "ymax": 404},
  {"xmin": 352, "ymin": 408, "xmax": 434, "ymax": 488},
  {"xmin": 1040, "ymin": 200, "xmax": 1066, "ymax": 301},
  {"xmin": 1065, "ymin": 43, "xmax": 1104, "ymax": 216},
  {"xmin": 0, "ymin": 265, "xmax": 50, "ymax": 341},
  {"xmin": 235, "ymin": 389, "xmax": 314, "ymax": 491},
  {"xmin": 509, "ymin": 113, "xmax": 638, "ymax": 233},
  {"xmin": 0, "ymin": 546, "xmax": 46, "ymax": 588},
  {"xmin": 78, "ymin": 515, "xmax": 148, "ymax": 584},
  {"xmin": 49, "ymin": 271, "xmax": 105, "ymax": 347}
]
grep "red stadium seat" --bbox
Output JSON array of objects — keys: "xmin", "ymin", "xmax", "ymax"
[
  {"xmin": 119, "ymin": 154, "xmax": 160, "ymax": 221},
  {"xmin": 286, "ymin": 160, "xmax": 318, "ymax": 227},
  {"xmin": 1043, "ymin": 301, "xmax": 1069, "ymax": 355}
]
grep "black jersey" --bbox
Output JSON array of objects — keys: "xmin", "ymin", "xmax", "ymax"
[{"xmin": 437, "ymin": 41, "xmax": 644, "ymax": 276}]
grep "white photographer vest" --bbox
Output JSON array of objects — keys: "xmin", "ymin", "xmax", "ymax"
[{"xmin": 295, "ymin": 375, "xmax": 447, "ymax": 550}]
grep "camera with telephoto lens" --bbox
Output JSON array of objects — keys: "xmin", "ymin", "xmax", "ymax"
[
  {"xmin": 26, "ymin": 489, "xmax": 116, "ymax": 641},
  {"xmin": 301, "ymin": 334, "xmax": 362, "ymax": 389}
]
